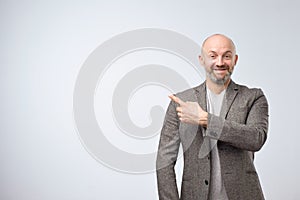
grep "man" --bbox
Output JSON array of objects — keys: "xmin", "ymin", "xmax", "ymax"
[{"xmin": 156, "ymin": 34, "xmax": 269, "ymax": 200}]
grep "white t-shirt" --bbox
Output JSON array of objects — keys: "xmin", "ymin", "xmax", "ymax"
[{"xmin": 207, "ymin": 87, "xmax": 228, "ymax": 200}]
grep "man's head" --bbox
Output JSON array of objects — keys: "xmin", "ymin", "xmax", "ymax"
[{"xmin": 199, "ymin": 34, "xmax": 238, "ymax": 86}]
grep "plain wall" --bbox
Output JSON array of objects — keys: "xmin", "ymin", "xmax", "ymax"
[{"xmin": 1, "ymin": 0, "xmax": 299, "ymax": 199}]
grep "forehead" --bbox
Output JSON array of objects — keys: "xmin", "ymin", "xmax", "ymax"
[{"xmin": 202, "ymin": 35, "xmax": 235, "ymax": 53}]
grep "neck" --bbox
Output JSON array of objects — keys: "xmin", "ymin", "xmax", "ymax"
[{"xmin": 206, "ymin": 78, "xmax": 231, "ymax": 94}]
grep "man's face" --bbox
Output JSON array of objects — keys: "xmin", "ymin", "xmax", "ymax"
[{"xmin": 199, "ymin": 35, "xmax": 238, "ymax": 85}]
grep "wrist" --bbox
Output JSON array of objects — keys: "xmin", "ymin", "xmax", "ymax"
[{"xmin": 199, "ymin": 111, "xmax": 208, "ymax": 127}]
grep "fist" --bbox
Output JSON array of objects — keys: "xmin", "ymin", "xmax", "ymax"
[{"xmin": 169, "ymin": 94, "xmax": 208, "ymax": 127}]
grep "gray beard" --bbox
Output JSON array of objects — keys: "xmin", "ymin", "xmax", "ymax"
[{"xmin": 207, "ymin": 70, "xmax": 232, "ymax": 85}]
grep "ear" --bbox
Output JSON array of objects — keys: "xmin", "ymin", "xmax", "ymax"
[
  {"xmin": 199, "ymin": 55, "xmax": 204, "ymax": 66},
  {"xmin": 234, "ymin": 54, "xmax": 238, "ymax": 65}
]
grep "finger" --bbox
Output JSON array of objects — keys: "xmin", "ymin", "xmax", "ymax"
[
  {"xmin": 169, "ymin": 94, "xmax": 185, "ymax": 105},
  {"xmin": 177, "ymin": 112, "xmax": 182, "ymax": 117},
  {"xmin": 180, "ymin": 117, "xmax": 188, "ymax": 123},
  {"xmin": 176, "ymin": 107, "xmax": 182, "ymax": 112}
]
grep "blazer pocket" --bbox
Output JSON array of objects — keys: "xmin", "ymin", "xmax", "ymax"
[
  {"xmin": 245, "ymin": 170, "xmax": 258, "ymax": 175},
  {"xmin": 182, "ymin": 173, "xmax": 198, "ymax": 181}
]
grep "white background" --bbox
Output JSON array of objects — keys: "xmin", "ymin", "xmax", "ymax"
[{"xmin": 1, "ymin": 0, "xmax": 300, "ymax": 199}]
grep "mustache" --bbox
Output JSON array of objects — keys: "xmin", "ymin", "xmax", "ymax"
[{"xmin": 212, "ymin": 65, "xmax": 229, "ymax": 70}]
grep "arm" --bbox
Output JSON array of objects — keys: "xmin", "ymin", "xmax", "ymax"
[
  {"xmin": 170, "ymin": 89, "xmax": 269, "ymax": 152},
  {"xmin": 156, "ymin": 100, "xmax": 181, "ymax": 200},
  {"xmin": 206, "ymin": 89, "xmax": 269, "ymax": 151}
]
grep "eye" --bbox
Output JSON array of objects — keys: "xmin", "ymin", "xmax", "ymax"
[{"xmin": 224, "ymin": 54, "xmax": 232, "ymax": 59}]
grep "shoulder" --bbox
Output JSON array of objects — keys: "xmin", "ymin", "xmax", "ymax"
[
  {"xmin": 233, "ymin": 81, "xmax": 267, "ymax": 102},
  {"xmin": 174, "ymin": 82, "xmax": 205, "ymax": 102}
]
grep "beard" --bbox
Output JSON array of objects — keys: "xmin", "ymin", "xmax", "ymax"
[{"xmin": 206, "ymin": 66, "xmax": 233, "ymax": 85}]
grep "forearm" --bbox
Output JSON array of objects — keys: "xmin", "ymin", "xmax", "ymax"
[
  {"xmin": 207, "ymin": 114, "xmax": 268, "ymax": 151},
  {"xmin": 205, "ymin": 90, "xmax": 269, "ymax": 151},
  {"xmin": 156, "ymin": 165, "xmax": 180, "ymax": 200},
  {"xmin": 156, "ymin": 100, "xmax": 181, "ymax": 199},
  {"xmin": 156, "ymin": 130, "xmax": 180, "ymax": 199}
]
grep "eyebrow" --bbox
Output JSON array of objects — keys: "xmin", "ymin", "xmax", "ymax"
[{"xmin": 208, "ymin": 50, "xmax": 233, "ymax": 54}]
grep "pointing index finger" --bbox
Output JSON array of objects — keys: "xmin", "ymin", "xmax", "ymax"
[{"xmin": 169, "ymin": 94, "xmax": 185, "ymax": 105}]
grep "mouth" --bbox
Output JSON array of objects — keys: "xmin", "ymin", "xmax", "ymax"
[
  {"xmin": 211, "ymin": 66, "xmax": 230, "ymax": 78},
  {"xmin": 212, "ymin": 66, "xmax": 229, "ymax": 71},
  {"xmin": 213, "ymin": 68, "xmax": 227, "ymax": 72}
]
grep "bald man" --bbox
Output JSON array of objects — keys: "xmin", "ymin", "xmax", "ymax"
[{"xmin": 156, "ymin": 34, "xmax": 269, "ymax": 200}]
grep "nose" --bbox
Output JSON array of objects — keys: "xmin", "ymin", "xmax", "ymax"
[{"xmin": 216, "ymin": 56, "xmax": 224, "ymax": 66}]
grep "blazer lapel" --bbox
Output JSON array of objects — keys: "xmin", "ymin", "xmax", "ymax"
[
  {"xmin": 220, "ymin": 80, "xmax": 239, "ymax": 119},
  {"xmin": 195, "ymin": 82, "xmax": 212, "ymax": 158},
  {"xmin": 196, "ymin": 80, "xmax": 239, "ymax": 158},
  {"xmin": 195, "ymin": 80, "xmax": 239, "ymax": 118},
  {"xmin": 195, "ymin": 82, "xmax": 207, "ymax": 112}
]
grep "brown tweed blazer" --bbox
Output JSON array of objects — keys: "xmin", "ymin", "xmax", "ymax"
[{"xmin": 156, "ymin": 80, "xmax": 269, "ymax": 200}]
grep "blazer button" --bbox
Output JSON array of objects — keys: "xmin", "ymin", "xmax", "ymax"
[
  {"xmin": 211, "ymin": 131, "xmax": 218, "ymax": 137},
  {"xmin": 205, "ymin": 180, "xmax": 209, "ymax": 185}
]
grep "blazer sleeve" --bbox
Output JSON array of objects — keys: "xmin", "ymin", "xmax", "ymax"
[
  {"xmin": 156, "ymin": 100, "xmax": 181, "ymax": 200},
  {"xmin": 206, "ymin": 88, "xmax": 269, "ymax": 151}
]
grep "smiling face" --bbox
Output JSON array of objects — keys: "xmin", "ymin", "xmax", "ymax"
[{"xmin": 199, "ymin": 34, "xmax": 238, "ymax": 86}]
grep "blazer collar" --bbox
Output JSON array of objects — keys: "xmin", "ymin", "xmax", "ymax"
[
  {"xmin": 220, "ymin": 80, "xmax": 239, "ymax": 119},
  {"xmin": 194, "ymin": 80, "xmax": 239, "ymax": 118},
  {"xmin": 194, "ymin": 81, "xmax": 207, "ymax": 112}
]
